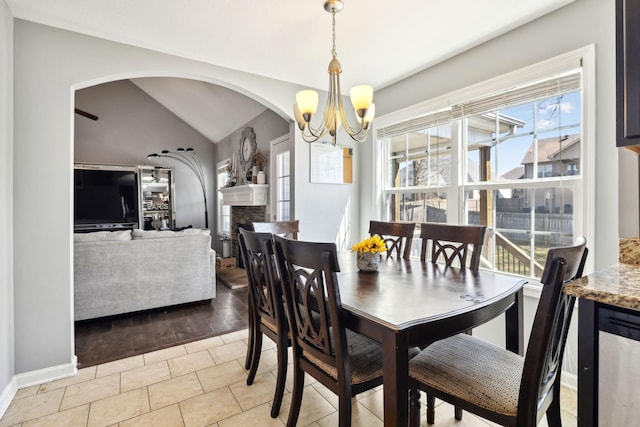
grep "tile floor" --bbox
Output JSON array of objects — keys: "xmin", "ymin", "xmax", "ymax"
[{"xmin": 1, "ymin": 328, "xmax": 578, "ymax": 427}]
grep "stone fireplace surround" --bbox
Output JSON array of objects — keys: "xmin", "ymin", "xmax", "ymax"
[
  {"xmin": 231, "ymin": 206, "xmax": 266, "ymax": 267},
  {"xmin": 219, "ymin": 184, "xmax": 269, "ymax": 267}
]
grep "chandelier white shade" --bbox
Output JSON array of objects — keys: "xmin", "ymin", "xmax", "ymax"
[{"xmin": 294, "ymin": 0, "xmax": 375, "ymax": 145}]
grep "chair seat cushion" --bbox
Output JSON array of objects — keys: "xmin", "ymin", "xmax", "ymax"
[
  {"xmin": 409, "ymin": 333, "xmax": 524, "ymax": 417},
  {"xmin": 261, "ymin": 317, "xmax": 278, "ymax": 333},
  {"xmin": 304, "ymin": 329, "xmax": 383, "ymax": 385},
  {"xmin": 261, "ymin": 317, "xmax": 291, "ymax": 341}
]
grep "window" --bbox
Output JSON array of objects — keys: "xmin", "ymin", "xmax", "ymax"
[
  {"xmin": 216, "ymin": 159, "xmax": 231, "ymax": 234},
  {"xmin": 382, "ymin": 120, "xmax": 453, "ymax": 224},
  {"xmin": 274, "ymin": 150, "xmax": 291, "ymax": 220},
  {"xmin": 375, "ymin": 48, "xmax": 594, "ymax": 279}
]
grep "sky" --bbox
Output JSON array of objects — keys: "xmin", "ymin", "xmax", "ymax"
[{"xmin": 482, "ymin": 90, "xmax": 581, "ymax": 177}]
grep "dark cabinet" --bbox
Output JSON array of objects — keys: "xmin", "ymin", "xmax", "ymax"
[{"xmin": 617, "ymin": 0, "xmax": 640, "ymax": 152}]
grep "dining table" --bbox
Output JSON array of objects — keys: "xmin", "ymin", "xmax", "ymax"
[{"xmin": 335, "ymin": 252, "xmax": 527, "ymax": 427}]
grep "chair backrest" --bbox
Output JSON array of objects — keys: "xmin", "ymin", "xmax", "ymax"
[
  {"xmin": 252, "ymin": 220, "xmax": 299, "ymax": 239},
  {"xmin": 419, "ymin": 223, "xmax": 487, "ymax": 270},
  {"xmin": 517, "ymin": 236, "xmax": 588, "ymax": 426},
  {"xmin": 368, "ymin": 220, "xmax": 416, "ymax": 259},
  {"xmin": 238, "ymin": 228, "xmax": 285, "ymax": 334},
  {"xmin": 273, "ymin": 235, "xmax": 352, "ymax": 381}
]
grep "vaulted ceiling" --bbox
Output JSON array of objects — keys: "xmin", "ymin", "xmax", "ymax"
[{"xmin": 7, "ymin": 0, "xmax": 576, "ymax": 142}]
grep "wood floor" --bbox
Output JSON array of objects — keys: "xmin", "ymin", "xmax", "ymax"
[{"xmin": 74, "ymin": 283, "xmax": 250, "ymax": 368}]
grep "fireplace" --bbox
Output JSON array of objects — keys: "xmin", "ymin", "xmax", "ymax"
[
  {"xmin": 231, "ymin": 206, "xmax": 266, "ymax": 267},
  {"xmin": 219, "ymin": 184, "xmax": 269, "ymax": 267}
]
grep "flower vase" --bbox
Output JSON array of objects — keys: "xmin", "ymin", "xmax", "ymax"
[{"xmin": 357, "ymin": 252, "xmax": 381, "ymax": 272}]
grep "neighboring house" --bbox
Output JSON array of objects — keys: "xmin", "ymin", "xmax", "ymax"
[
  {"xmin": 501, "ymin": 166, "xmax": 525, "ymax": 180},
  {"xmin": 520, "ymin": 134, "xmax": 579, "ymax": 213},
  {"xmin": 521, "ymin": 134, "xmax": 580, "ymax": 179}
]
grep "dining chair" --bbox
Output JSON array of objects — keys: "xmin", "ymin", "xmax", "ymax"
[
  {"xmin": 419, "ymin": 222, "xmax": 488, "ymax": 418},
  {"xmin": 420, "ymin": 222, "xmax": 487, "ymax": 269},
  {"xmin": 273, "ymin": 235, "xmax": 385, "ymax": 427},
  {"xmin": 368, "ymin": 220, "xmax": 416, "ymax": 259},
  {"xmin": 238, "ymin": 228, "xmax": 290, "ymax": 418},
  {"xmin": 408, "ymin": 236, "xmax": 588, "ymax": 427},
  {"xmin": 251, "ymin": 220, "xmax": 299, "ymax": 239}
]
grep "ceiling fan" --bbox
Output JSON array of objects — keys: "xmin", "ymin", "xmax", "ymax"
[{"xmin": 74, "ymin": 108, "xmax": 98, "ymax": 121}]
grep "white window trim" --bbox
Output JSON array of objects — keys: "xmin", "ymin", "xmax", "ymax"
[
  {"xmin": 373, "ymin": 45, "xmax": 596, "ymax": 277},
  {"xmin": 216, "ymin": 159, "xmax": 231, "ymax": 236}
]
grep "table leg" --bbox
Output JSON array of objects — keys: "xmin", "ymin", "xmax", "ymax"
[
  {"xmin": 382, "ymin": 329, "xmax": 408, "ymax": 427},
  {"xmin": 505, "ymin": 288, "xmax": 524, "ymax": 355}
]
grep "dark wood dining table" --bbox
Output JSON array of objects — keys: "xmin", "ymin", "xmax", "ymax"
[{"xmin": 336, "ymin": 253, "xmax": 526, "ymax": 427}]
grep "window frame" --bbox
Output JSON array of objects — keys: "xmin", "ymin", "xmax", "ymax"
[
  {"xmin": 373, "ymin": 46, "xmax": 596, "ymax": 282},
  {"xmin": 216, "ymin": 159, "xmax": 231, "ymax": 236}
]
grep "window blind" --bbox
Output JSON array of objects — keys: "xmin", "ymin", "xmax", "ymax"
[
  {"xmin": 377, "ymin": 110, "xmax": 453, "ymax": 140},
  {"xmin": 377, "ymin": 68, "xmax": 581, "ymax": 140}
]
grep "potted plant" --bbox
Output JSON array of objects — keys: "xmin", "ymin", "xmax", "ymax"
[{"xmin": 351, "ymin": 235, "xmax": 387, "ymax": 272}]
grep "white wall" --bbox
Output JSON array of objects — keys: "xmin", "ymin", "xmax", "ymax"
[
  {"xmin": 0, "ymin": 0, "xmax": 15, "ymax": 409},
  {"xmin": 12, "ymin": 20, "xmax": 301, "ymax": 375},
  {"xmin": 75, "ymin": 79, "xmax": 216, "ymax": 230},
  {"xmin": 294, "ymin": 133, "xmax": 361, "ymax": 248},
  {"xmin": 619, "ymin": 149, "xmax": 639, "ymax": 237}
]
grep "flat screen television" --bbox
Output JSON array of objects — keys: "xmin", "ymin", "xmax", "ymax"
[{"xmin": 74, "ymin": 165, "xmax": 139, "ymax": 231}]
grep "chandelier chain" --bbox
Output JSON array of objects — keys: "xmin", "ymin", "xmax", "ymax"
[{"xmin": 331, "ymin": 8, "xmax": 337, "ymax": 59}]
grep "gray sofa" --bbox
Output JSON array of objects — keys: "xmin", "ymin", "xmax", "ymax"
[{"xmin": 74, "ymin": 229, "xmax": 216, "ymax": 321}]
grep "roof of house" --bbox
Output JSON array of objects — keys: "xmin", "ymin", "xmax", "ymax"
[
  {"xmin": 520, "ymin": 134, "xmax": 580, "ymax": 165},
  {"xmin": 501, "ymin": 166, "xmax": 525, "ymax": 180}
]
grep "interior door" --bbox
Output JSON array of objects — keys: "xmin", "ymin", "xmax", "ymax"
[{"xmin": 270, "ymin": 134, "xmax": 292, "ymax": 221}]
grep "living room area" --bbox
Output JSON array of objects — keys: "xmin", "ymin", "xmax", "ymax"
[{"xmin": 72, "ymin": 78, "xmax": 289, "ymax": 367}]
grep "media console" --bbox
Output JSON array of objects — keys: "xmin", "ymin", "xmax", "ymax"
[
  {"xmin": 74, "ymin": 222, "xmax": 138, "ymax": 232},
  {"xmin": 74, "ymin": 163, "xmax": 175, "ymax": 232}
]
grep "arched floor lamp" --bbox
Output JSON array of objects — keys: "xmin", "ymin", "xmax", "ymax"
[{"xmin": 148, "ymin": 148, "xmax": 208, "ymax": 229}]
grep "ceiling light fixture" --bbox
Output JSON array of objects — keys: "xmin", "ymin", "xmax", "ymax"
[{"xmin": 294, "ymin": 0, "xmax": 375, "ymax": 145}]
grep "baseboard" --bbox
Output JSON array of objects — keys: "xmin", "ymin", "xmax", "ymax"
[
  {"xmin": 561, "ymin": 370, "xmax": 577, "ymax": 391},
  {"xmin": 1, "ymin": 356, "xmax": 78, "ymax": 419},
  {"xmin": 14, "ymin": 355, "xmax": 77, "ymax": 389},
  {"xmin": 0, "ymin": 376, "xmax": 18, "ymax": 420}
]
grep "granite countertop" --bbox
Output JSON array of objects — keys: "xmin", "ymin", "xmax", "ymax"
[
  {"xmin": 563, "ymin": 238, "xmax": 640, "ymax": 310},
  {"xmin": 564, "ymin": 263, "xmax": 640, "ymax": 310}
]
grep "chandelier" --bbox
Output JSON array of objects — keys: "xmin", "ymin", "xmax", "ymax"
[{"xmin": 294, "ymin": 0, "xmax": 375, "ymax": 145}]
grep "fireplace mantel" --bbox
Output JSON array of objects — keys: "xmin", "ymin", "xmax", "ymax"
[{"xmin": 219, "ymin": 184, "xmax": 269, "ymax": 206}]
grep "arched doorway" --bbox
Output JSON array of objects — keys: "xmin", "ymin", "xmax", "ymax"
[{"xmin": 72, "ymin": 75, "xmax": 290, "ymax": 366}]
